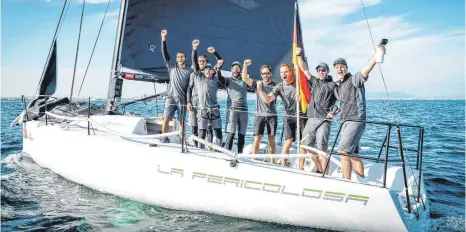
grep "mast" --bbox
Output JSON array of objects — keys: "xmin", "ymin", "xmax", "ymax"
[{"xmin": 105, "ymin": 0, "xmax": 128, "ymax": 113}]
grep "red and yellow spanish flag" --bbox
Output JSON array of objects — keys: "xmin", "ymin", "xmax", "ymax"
[{"xmin": 292, "ymin": 3, "xmax": 311, "ymax": 114}]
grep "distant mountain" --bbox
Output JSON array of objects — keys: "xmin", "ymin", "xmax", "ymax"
[{"xmin": 366, "ymin": 92, "xmax": 415, "ymax": 99}]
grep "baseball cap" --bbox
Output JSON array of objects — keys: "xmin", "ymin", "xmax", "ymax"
[
  {"xmin": 333, "ymin": 58, "xmax": 347, "ymax": 67},
  {"xmin": 231, "ymin": 61, "xmax": 242, "ymax": 69},
  {"xmin": 315, "ymin": 62, "xmax": 330, "ymax": 70},
  {"xmin": 204, "ymin": 63, "xmax": 214, "ymax": 69}
]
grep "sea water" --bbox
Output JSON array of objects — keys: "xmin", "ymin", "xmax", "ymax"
[{"xmin": 1, "ymin": 99, "xmax": 464, "ymax": 231}]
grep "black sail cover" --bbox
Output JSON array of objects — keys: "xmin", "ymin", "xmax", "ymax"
[{"xmin": 120, "ymin": 0, "xmax": 295, "ymax": 83}]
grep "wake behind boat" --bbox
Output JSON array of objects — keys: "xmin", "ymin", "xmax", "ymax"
[{"xmin": 12, "ymin": 0, "xmax": 430, "ymax": 231}]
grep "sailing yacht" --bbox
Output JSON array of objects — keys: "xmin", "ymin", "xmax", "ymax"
[{"xmin": 11, "ymin": 0, "xmax": 429, "ymax": 231}]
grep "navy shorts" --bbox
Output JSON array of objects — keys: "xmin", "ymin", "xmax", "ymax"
[{"xmin": 253, "ymin": 116, "xmax": 278, "ymax": 136}]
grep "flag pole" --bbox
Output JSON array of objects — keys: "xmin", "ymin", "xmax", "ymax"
[{"xmin": 294, "ymin": 1, "xmax": 301, "ymax": 155}]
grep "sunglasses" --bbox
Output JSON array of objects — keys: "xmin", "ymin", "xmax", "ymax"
[
  {"xmin": 261, "ymin": 72, "xmax": 271, "ymax": 75},
  {"xmin": 317, "ymin": 69, "xmax": 327, "ymax": 72}
]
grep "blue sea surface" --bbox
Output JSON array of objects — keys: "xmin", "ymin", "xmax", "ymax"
[{"xmin": 1, "ymin": 99, "xmax": 465, "ymax": 231}]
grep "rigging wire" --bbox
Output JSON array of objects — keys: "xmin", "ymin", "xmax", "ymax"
[
  {"xmin": 35, "ymin": 0, "xmax": 70, "ymax": 95},
  {"xmin": 57, "ymin": 0, "xmax": 71, "ymax": 36},
  {"xmin": 69, "ymin": 0, "xmax": 86, "ymax": 109},
  {"xmin": 77, "ymin": 0, "xmax": 112, "ymax": 98},
  {"xmin": 359, "ymin": 0, "xmax": 397, "ymax": 123}
]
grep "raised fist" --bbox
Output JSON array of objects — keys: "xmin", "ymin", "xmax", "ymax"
[
  {"xmin": 244, "ymin": 59, "xmax": 252, "ymax": 66},
  {"xmin": 161, "ymin": 29, "xmax": 167, "ymax": 39},
  {"xmin": 192, "ymin": 39, "xmax": 200, "ymax": 48},
  {"xmin": 296, "ymin": 47, "xmax": 302, "ymax": 56},
  {"xmin": 207, "ymin": 47, "xmax": 215, "ymax": 54}
]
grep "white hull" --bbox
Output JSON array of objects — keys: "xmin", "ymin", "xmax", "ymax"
[{"xmin": 22, "ymin": 115, "xmax": 429, "ymax": 231}]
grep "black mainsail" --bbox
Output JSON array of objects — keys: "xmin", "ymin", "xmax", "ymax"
[{"xmin": 106, "ymin": 0, "xmax": 297, "ymax": 111}]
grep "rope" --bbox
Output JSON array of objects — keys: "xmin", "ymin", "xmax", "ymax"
[
  {"xmin": 45, "ymin": 111, "xmax": 88, "ymax": 122},
  {"xmin": 42, "ymin": 110, "xmax": 323, "ymax": 161},
  {"xmin": 190, "ymin": 135, "xmax": 236, "ymax": 158},
  {"xmin": 360, "ymin": 0, "xmax": 397, "ymax": 123},
  {"xmin": 186, "ymin": 103, "xmax": 322, "ymax": 119},
  {"xmin": 300, "ymin": 145, "xmax": 329, "ymax": 157},
  {"xmin": 238, "ymin": 153, "xmax": 325, "ymax": 159},
  {"xmin": 77, "ymin": 0, "xmax": 111, "ymax": 98}
]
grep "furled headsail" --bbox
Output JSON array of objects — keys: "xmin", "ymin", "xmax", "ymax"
[
  {"xmin": 118, "ymin": 0, "xmax": 296, "ymax": 83},
  {"xmin": 38, "ymin": 39, "xmax": 58, "ymax": 97}
]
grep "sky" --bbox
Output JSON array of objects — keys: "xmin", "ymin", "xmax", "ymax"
[{"xmin": 1, "ymin": 0, "xmax": 465, "ymax": 99}]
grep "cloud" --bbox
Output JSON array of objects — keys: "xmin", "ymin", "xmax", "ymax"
[
  {"xmin": 84, "ymin": 9, "xmax": 120, "ymax": 29},
  {"xmin": 298, "ymin": 0, "xmax": 465, "ymax": 98},
  {"xmin": 94, "ymin": 9, "xmax": 120, "ymax": 18},
  {"xmin": 299, "ymin": 0, "xmax": 381, "ymax": 19},
  {"xmin": 86, "ymin": 9, "xmax": 119, "ymax": 21}
]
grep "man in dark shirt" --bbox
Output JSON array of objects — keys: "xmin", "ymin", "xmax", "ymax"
[
  {"xmin": 334, "ymin": 44, "xmax": 386, "ymax": 180},
  {"xmin": 241, "ymin": 59, "xmax": 277, "ymax": 162},
  {"xmin": 221, "ymin": 61, "xmax": 249, "ymax": 154},
  {"xmin": 187, "ymin": 47, "xmax": 221, "ymax": 146},
  {"xmin": 188, "ymin": 45, "xmax": 225, "ymax": 148},
  {"xmin": 296, "ymin": 47, "xmax": 339, "ymax": 172},
  {"xmin": 256, "ymin": 64, "xmax": 306, "ymax": 166},
  {"xmin": 160, "ymin": 29, "xmax": 193, "ymax": 142}
]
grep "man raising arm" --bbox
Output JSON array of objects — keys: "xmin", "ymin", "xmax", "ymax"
[
  {"xmin": 296, "ymin": 47, "xmax": 339, "ymax": 172},
  {"xmin": 256, "ymin": 64, "xmax": 305, "ymax": 166},
  {"xmin": 160, "ymin": 29, "xmax": 193, "ymax": 142},
  {"xmin": 221, "ymin": 59, "xmax": 249, "ymax": 154},
  {"xmin": 334, "ymin": 44, "xmax": 386, "ymax": 180},
  {"xmin": 242, "ymin": 59, "xmax": 277, "ymax": 162}
]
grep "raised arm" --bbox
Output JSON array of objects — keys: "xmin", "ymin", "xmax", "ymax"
[
  {"xmin": 187, "ymin": 74, "xmax": 195, "ymax": 110},
  {"xmin": 192, "ymin": 39, "xmax": 200, "ymax": 71},
  {"xmin": 361, "ymin": 44, "xmax": 386, "ymax": 79},
  {"xmin": 161, "ymin": 29, "xmax": 170, "ymax": 65},
  {"xmin": 296, "ymin": 47, "xmax": 311, "ymax": 80},
  {"xmin": 256, "ymin": 81, "xmax": 277, "ymax": 103},
  {"xmin": 241, "ymin": 59, "xmax": 254, "ymax": 86},
  {"xmin": 208, "ymin": 47, "xmax": 224, "ymax": 69},
  {"xmin": 217, "ymin": 67, "xmax": 227, "ymax": 87}
]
